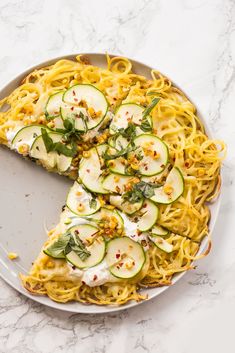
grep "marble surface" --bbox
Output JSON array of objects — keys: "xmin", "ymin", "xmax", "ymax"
[{"xmin": 0, "ymin": 0, "xmax": 234, "ymax": 352}]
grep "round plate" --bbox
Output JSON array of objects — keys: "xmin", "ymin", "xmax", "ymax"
[{"xmin": 0, "ymin": 53, "xmax": 221, "ymax": 314}]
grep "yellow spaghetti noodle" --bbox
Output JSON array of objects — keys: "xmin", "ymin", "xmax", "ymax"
[{"xmin": 0, "ymin": 55, "xmax": 226, "ymax": 306}]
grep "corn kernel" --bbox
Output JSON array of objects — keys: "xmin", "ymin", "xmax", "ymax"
[
  {"xmin": 114, "ymin": 176, "xmax": 120, "ymax": 182},
  {"xmin": 131, "ymin": 163, "xmax": 139, "ymax": 170},
  {"xmin": 83, "ymin": 151, "xmax": 91, "ymax": 158},
  {"xmin": 76, "ymin": 191, "xmax": 82, "ymax": 196},
  {"xmin": 125, "ymin": 259, "xmax": 135, "ymax": 269},
  {"xmin": 8, "ymin": 252, "xmax": 18, "ymax": 260},
  {"xmin": 18, "ymin": 143, "xmax": 29, "ymax": 155},
  {"xmin": 77, "ymin": 203, "xmax": 84, "ymax": 212},
  {"xmin": 163, "ymin": 184, "xmax": 174, "ymax": 195}
]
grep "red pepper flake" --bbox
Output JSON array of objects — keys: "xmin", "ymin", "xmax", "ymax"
[
  {"xmin": 119, "ymin": 262, "xmax": 123, "ymax": 267},
  {"xmin": 71, "ymin": 106, "xmax": 74, "ymax": 111},
  {"xmin": 74, "ymin": 229, "xmax": 80, "ymax": 234},
  {"xmin": 74, "ymin": 98, "xmax": 78, "ymax": 102},
  {"xmin": 143, "ymin": 203, "xmax": 147, "ymax": 208},
  {"xmin": 185, "ymin": 162, "xmax": 189, "ymax": 168},
  {"xmin": 86, "ymin": 169, "xmax": 90, "ymax": 173},
  {"xmin": 72, "ymin": 90, "xmax": 75, "ymax": 96},
  {"xmin": 93, "ymin": 275, "xmax": 98, "ymax": 281},
  {"xmin": 154, "ymin": 151, "xmax": 157, "ymax": 156},
  {"xmin": 116, "ymin": 253, "xmax": 121, "ymax": 259},
  {"xmin": 116, "ymin": 265, "xmax": 120, "ymax": 269},
  {"xmin": 145, "ymin": 166, "xmax": 148, "ymax": 171}
]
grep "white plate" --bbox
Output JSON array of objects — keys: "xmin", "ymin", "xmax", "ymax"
[{"xmin": 0, "ymin": 53, "xmax": 221, "ymax": 314}]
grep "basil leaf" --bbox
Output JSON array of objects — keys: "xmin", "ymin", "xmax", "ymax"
[
  {"xmin": 69, "ymin": 233, "xmax": 91, "ymax": 261},
  {"xmin": 122, "ymin": 181, "xmax": 158, "ymax": 204},
  {"xmin": 103, "ymin": 143, "xmax": 135, "ymax": 161},
  {"xmin": 41, "ymin": 128, "xmax": 77, "ymax": 157},
  {"xmin": 142, "ymin": 98, "xmax": 161, "ymax": 119},
  {"xmin": 41, "ymin": 128, "xmax": 54, "ymax": 153},
  {"xmin": 45, "ymin": 233, "xmax": 70, "ymax": 258},
  {"xmin": 53, "ymin": 141, "xmax": 77, "ymax": 157},
  {"xmin": 89, "ymin": 198, "xmax": 97, "ymax": 209},
  {"xmin": 140, "ymin": 117, "xmax": 152, "ymax": 132}
]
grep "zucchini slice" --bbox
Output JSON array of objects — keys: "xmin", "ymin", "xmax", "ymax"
[
  {"xmin": 151, "ymin": 225, "xmax": 169, "ymax": 236},
  {"xmin": 106, "ymin": 237, "xmax": 146, "ymax": 279},
  {"xmin": 12, "ymin": 125, "xmax": 44, "ymax": 150},
  {"xmin": 107, "ymin": 157, "xmax": 127, "ymax": 175},
  {"xmin": 149, "ymin": 235, "xmax": 173, "ymax": 253},
  {"xmin": 109, "ymin": 195, "xmax": 143, "ymax": 215},
  {"xmin": 45, "ymin": 91, "xmax": 64, "ymax": 118},
  {"xmin": 66, "ymin": 182, "xmax": 101, "ymax": 216},
  {"xmin": 60, "ymin": 105, "xmax": 87, "ymax": 132},
  {"xmin": 136, "ymin": 200, "xmax": 159, "ymax": 232},
  {"xmin": 30, "ymin": 132, "xmax": 72, "ymax": 172},
  {"xmin": 150, "ymin": 167, "xmax": 184, "ymax": 204},
  {"xmin": 79, "ymin": 145, "xmax": 109, "ymax": 194},
  {"xmin": 86, "ymin": 207, "xmax": 124, "ymax": 230},
  {"xmin": 108, "ymin": 135, "xmax": 129, "ymax": 151},
  {"xmin": 130, "ymin": 134, "xmax": 169, "ymax": 176},
  {"xmin": 65, "ymin": 224, "xmax": 105, "ymax": 269},
  {"xmin": 102, "ymin": 173, "xmax": 136, "ymax": 194},
  {"xmin": 109, "ymin": 103, "xmax": 151, "ymax": 134},
  {"xmin": 63, "ymin": 84, "xmax": 108, "ymax": 130}
]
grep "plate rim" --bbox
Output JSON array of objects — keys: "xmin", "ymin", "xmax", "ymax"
[{"xmin": 0, "ymin": 52, "xmax": 222, "ymax": 314}]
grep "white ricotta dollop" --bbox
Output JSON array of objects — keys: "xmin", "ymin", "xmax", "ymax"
[
  {"xmin": 121, "ymin": 213, "xmax": 149, "ymax": 251},
  {"xmin": 68, "ymin": 260, "xmax": 114, "ymax": 287}
]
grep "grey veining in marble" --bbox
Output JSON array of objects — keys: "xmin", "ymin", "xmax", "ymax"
[{"xmin": 0, "ymin": 0, "xmax": 235, "ymax": 352}]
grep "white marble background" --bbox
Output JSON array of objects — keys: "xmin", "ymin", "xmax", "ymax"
[{"xmin": 0, "ymin": 0, "xmax": 235, "ymax": 352}]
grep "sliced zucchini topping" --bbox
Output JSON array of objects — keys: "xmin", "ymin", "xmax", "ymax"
[
  {"xmin": 136, "ymin": 200, "xmax": 159, "ymax": 232},
  {"xmin": 149, "ymin": 235, "xmax": 173, "ymax": 253},
  {"xmin": 79, "ymin": 145, "xmax": 109, "ymax": 194},
  {"xmin": 66, "ymin": 182, "xmax": 101, "ymax": 216},
  {"xmin": 102, "ymin": 173, "xmax": 138, "ymax": 194},
  {"xmin": 109, "ymin": 195, "xmax": 143, "ymax": 215},
  {"xmin": 151, "ymin": 225, "xmax": 169, "ymax": 236},
  {"xmin": 45, "ymin": 91, "xmax": 64, "ymax": 118},
  {"xmin": 150, "ymin": 167, "xmax": 184, "ymax": 204},
  {"xmin": 65, "ymin": 224, "xmax": 106, "ymax": 269},
  {"xmin": 63, "ymin": 84, "xmax": 108, "ymax": 130},
  {"xmin": 129, "ymin": 134, "xmax": 169, "ymax": 176},
  {"xmin": 30, "ymin": 131, "xmax": 73, "ymax": 172},
  {"xmin": 85, "ymin": 207, "xmax": 124, "ymax": 233},
  {"xmin": 12, "ymin": 125, "xmax": 45, "ymax": 152},
  {"xmin": 106, "ymin": 237, "xmax": 146, "ymax": 279}
]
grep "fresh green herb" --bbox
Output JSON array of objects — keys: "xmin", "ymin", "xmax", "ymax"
[
  {"xmin": 44, "ymin": 232, "xmax": 91, "ymax": 261},
  {"xmin": 118, "ymin": 122, "xmax": 137, "ymax": 139},
  {"xmin": 122, "ymin": 181, "xmax": 158, "ymax": 204},
  {"xmin": 102, "ymin": 143, "xmax": 135, "ymax": 161},
  {"xmin": 41, "ymin": 128, "xmax": 77, "ymax": 157},
  {"xmin": 67, "ymin": 233, "xmax": 91, "ymax": 261},
  {"xmin": 140, "ymin": 117, "xmax": 152, "ymax": 132},
  {"xmin": 44, "ymin": 233, "xmax": 70, "ymax": 258},
  {"xmin": 89, "ymin": 197, "xmax": 97, "ymax": 209},
  {"xmin": 142, "ymin": 98, "xmax": 161, "ymax": 119}
]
